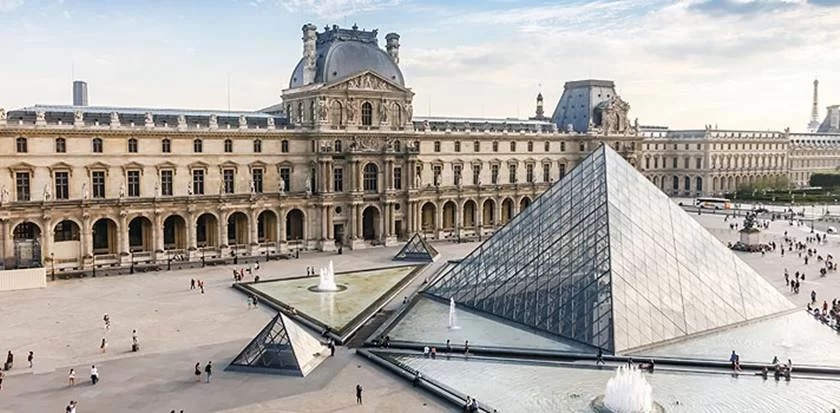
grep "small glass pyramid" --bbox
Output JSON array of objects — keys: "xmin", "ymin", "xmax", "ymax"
[
  {"xmin": 227, "ymin": 312, "xmax": 328, "ymax": 376},
  {"xmin": 394, "ymin": 233, "xmax": 439, "ymax": 262},
  {"xmin": 426, "ymin": 144, "xmax": 794, "ymax": 354}
]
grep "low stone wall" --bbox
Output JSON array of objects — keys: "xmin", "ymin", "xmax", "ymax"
[{"xmin": 0, "ymin": 267, "xmax": 47, "ymax": 291}]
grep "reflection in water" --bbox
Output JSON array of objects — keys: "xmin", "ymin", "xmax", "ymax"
[{"xmin": 319, "ymin": 290, "xmax": 335, "ymax": 323}]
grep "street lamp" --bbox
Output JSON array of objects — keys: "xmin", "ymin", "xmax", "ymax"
[
  {"xmin": 50, "ymin": 252, "xmax": 55, "ymax": 281},
  {"xmin": 129, "ymin": 251, "xmax": 134, "ymax": 274},
  {"xmin": 201, "ymin": 248, "xmax": 206, "ymax": 268},
  {"xmin": 92, "ymin": 254, "xmax": 96, "ymax": 278}
]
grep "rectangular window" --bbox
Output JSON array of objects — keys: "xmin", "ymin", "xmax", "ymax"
[
  {"xmin": 492, "ymin": 141, "xmax": 499, "ymax": 152},
  {"xmin": 696, "ymin": 144, "xmax": 702, "ymax": 150},
  {"xmin": 559, "ymin": 163, "xmax": 566, "ymax": 178},
  {"xmin": 334, "ymin": 168, "xmax": 344, "ymax": 192},
  {"xmin": 454, "ymin": 141, "xmax": 461, "ymax": 152},
  {"xmin": 192, "ymin": 169, "xmax": 205, "ymax": 195},
  {"xmin": 127, "ymin": 170, "xmax": 141, "ymax": 197},
  {"xmin": 683, "ymin": 158, "xmax": 689, "ymax": 168},
  {"xmin": 280, "ymin": 168, "xmax": 291, "ymax": 192},
  {"xmin": 223, "ymin": 169, "xmax": 235, "ymax": 194},
  {"xmin": 542, "ymin": 164, "xmax": 550, "ymax": 182},
  {"xmin": 695, "ymin": 158, "xmax": 702, "ymax": 169},
  {"xmin": 510, "ymin": 141, "xmax": 517, "ymax": 152},
  {"xmin": 654, "ymin": 157, "xmax": 659, "ymax": 169},
  {"xmin": 491, "ymin": 164, "xmax": 499, "ymax": 184},
  {"xmin": 526, "ymin": 164, "xmax": 534, "ymax": 183},
  {"xmin": 560, "ymin": 141, "xmax": 566, "ymax": 152},
  {"xmin": 434, "ymin": 141, "xmax": 441, "ymax": 152},
  {"xmin": 527, "ymin": 141, "xmax": 533, "ymax": 152},
  {"xmin": 473, "ymin": 141, "xmax": 480, "ymax": 152},
  {"xmin": 54, "ymin": 171, "xmax": 69, "ymax": 200},
  {"xmin": 509, "ymin": 164, "xmax": 517, "ymax": 184},
  {"xmin": 92, "ymin": 171, "xmax": 106, "ymax": 199},
  {"xmin": 672, "ymin": 158, "xmax": 677, "ymax": 168},
  {"xmin": 252, "ymin": 169, "xmax": 264, "ymax": 193},
  {"xmin": 15, "ymin": 172, "xmax": 30, "ymax": 201},
  {"xmin": 160, "ymin": 170, "xmax": 173, "ymax": 196},
  {"xmin": 579, "ymin": 142, "xmax": 585, "ymax": 152},
  {"xmin": 454, "ymin": 164, "xmax": 462, "ymax": 186},
  {"xmin": 393, "ymin": 167, "xmax": 402, "ymax": 190},
  {"xmin": 433, "ymin": 165, "xmax": 442, "ymax": 185},
  {"xmin": 161, "ymin": 139, "xmax": 171, "ymax": 153},
  {"xmin": 128, "ymin": 139, "xmax": 138, "ymax": 153},
  {"xmin": 645, "ymin": 157, "xmax": 651, "ymax": 169},
  {"xmin": 544, "ymin": 141, "xmax": 549, "ymax": 152},
  {"xmin": 472, "ymin": 164, "xmax": 480, "ymax": 185}
]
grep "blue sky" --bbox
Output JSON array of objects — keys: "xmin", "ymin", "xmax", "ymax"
[{"xmin": 1, "ymin": 0, "xmax": 839, "ymax": 130}]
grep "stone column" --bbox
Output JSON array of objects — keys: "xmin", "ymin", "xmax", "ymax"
[
  {"xmin": 383, "ymin": 203, "xmax": 390, "ymax": 238},
  {"xmin": 389, "ymin": 203, "xmax": 396, "ymax": 236},
  {"xmin": 455, "ymin": 202, "xmax": 462, "ymax": 239},
  {"xmin": 321, "ymin": 206, "xmax": 328, "ymax": 240},
  {"xmin": 153, "ymin": 214, "xmax": 163, "ymax": 257},
  {"xmin": 119, "ymin": 215, "xmax": 129, "ymax": 254},
  {"xmin": 494, "ymin": 198, "xmax": 502, "ymax": 229},
  {"xmin": 350, "ymin": 204, "xmax": 358, "ymax": 239},
  {"xmin": 356, "ymin": 205, "xmax": 363, "ymax": 239},
  {"xmin": 218, "ymin": 213, "xmax": 228, "ymax": 247},
  {"xmin": 187, "ymin": 212, "xmax": 197, "ymax": 250},
  {"xmin": 42, "ymin": 217, "xmax": 53, "ymax": 264},
  {"xmin": 327, "ymin": 208, "xmax": 334, "ymax": 239},
  {"xmin": 278, "ymin": 208, "xmax": 287, "ymax": 242},
  {"xmin": 385, "ymin": 160, "xmax": 393, "ymax": 190},
  {"xmin": 356, "ymin": 161, "xmax": 363, "ymax": 191},
  {"xmin": 82, "ymin": 217, "xmax": 93, "ymax": 259},
  {"xmin": 0, "ymin": 219, "xmax": 6, "ymax": 267}
]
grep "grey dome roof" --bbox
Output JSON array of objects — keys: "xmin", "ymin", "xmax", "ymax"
[{"xmin": 289, "ymin": 29, "xmax": 404, "ymax": 89}]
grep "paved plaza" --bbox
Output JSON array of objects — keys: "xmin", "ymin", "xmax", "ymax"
[{"xmin": 1, "ymin": 213, "xmax": 838, "ymax": 412}]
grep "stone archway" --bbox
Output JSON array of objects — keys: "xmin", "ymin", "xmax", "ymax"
[
  {"xmin": 421, "ymin": 202, "xmax": 436, "ymax": 232},
  {"xmin": 286, "ymin": 209, "xmax": 305, "ymax": 241},
  {"xmin": 162, "ymin": 215, "xmax": 187, "ymax": 250},
  {"xmin": 92, "ymin": 218, "xmax": 119, "ymax": 255},
  {"xmin": 463, "ymin": 200, "xmax": 477, "ymax": 228},
  {"xmin": 128, "ymin": 216, "xmax": 153, "ymax": 252},
  {"xmin": 196, "ymin": 213, "xmax": 219, "ymax": 248},
  {"xmin": 442, "ymin": 201, "xmax": 457, "ymax": 230},
  {"xmin": 227, "ymin": 212, "xmax": 249, "ymax": 246},
  {"xmin": 482, "ymin": 199, "xmax": 495, "ymax": 227},
  {"xmin": 362, "ymin": 206, "xmax": 380, "ymax": 241},
  {"xmin": 11, "ymin": 221, "xmax": 42, "ymax": 269},
  {"xmin": 519, "ymin": 196, "xmax": 531, "ymax": 211},
  {"xmin": 52, "ymin": 220, "xmax": 80, "ymax": 264},
  {"xmin": 258, "ymin": 210, "xmax": 278, "ymax": 243},
  {"xmin": 501, "ymin": 198, "xmax": 514, "ymax": 224}
]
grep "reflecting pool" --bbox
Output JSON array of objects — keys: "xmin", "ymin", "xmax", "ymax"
[
  {"xmin": 388, "ymin": 296, "xmax": 591, "ymax": 352},
  {"xmin": 636, "ymin": 311, "xmax": 840, "ymax": 367},
  {"xmin": 252, "ymin": 265, "xmax": 417, "ymax": 330},
  {"xmin": 390, "ymin": 354, "xmax": 840, "ymax": 412}
]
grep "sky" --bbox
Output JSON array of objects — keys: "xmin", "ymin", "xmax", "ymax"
[{"xmin": 1, "ymin": 0, "xmax": 839, "ymax": 131}]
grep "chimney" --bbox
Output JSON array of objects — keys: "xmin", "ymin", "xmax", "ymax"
[
  {"xmin": 535, "ymin": 92, "xmax": 544, "ymax": 119},
  {"xmin": 301, "ymin": 23, "xmax": 318, "ymax": 85},
  {"xmin": 73, "ymin": 80, "xmax": 88, "ymax": 106},
  {"xmin": 385, "ymin": 33, "xmax": 400, "ymax": 64},
  {"xmin": 829, "ymin": 105, "xmax": 840, "ymax": 130}
]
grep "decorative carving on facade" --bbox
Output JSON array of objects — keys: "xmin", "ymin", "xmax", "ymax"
[
  {"xmin": 594, "ymin": 96, "xmax": 632, "ymax": 135},
  {"xmin": 346, "ymin": 98, "xmax": 357, "ymax": 123},
  {"xmin": 144, "ymin": 112, "xmax": 154, "ymax": 127},
  {"xmin": 239, "ymin": 115, "xmax": 248, "ymax": 129},
  {"xmin": 0, "ymin": 108, "xmax": 5, "ymax": 121},
  {"xmin": 178, "ymin": 114, "xmax": 187, "ymax": 129},
  {"xmin": 267, "ymin": 117, "xmax": 275, "ymax": 129},
  {"xmin": 317, "ymin": 98, "xmax": 328, "ymax": 121},
  {"xmin": 350, "ymin": 135, "xmax": 382, "ymax": 152},
  {"xmin": 405, "ymin": 103, "xmax": 412, "ymax": 123},
  {"xmin": 75, "ymin": 111, "xmax": 84, "ymax": 125},
  {"xmin": 209, "ymin": 114, "xmax": 218, "ymax": 129},
  {"xmin": 379, "ymin": 99, "xmax": 388, "ymax": 123},
  {"xmin": 347, "ymin": 73, "xmax": 394, "ymax": 91},
  {"xmin": 36, "ymin": 111, "xmax": 46, "ymax": 124},
  {"xmin": 111, "ymin": 112, "xmax": 120, "ymax": 127}
]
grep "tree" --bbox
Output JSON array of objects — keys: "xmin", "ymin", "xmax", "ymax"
[{"xmin": 809, "ymin": 173, "xmax": 840, "ymax": 188}]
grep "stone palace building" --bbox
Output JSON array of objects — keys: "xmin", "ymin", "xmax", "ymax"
[{"xmin": 0, "ymin": 23, "xmax": 838, "ymax": 275}]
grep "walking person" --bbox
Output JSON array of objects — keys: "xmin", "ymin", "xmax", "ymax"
[
  {"xmin": 5, "ymin": 350, "xmax": 13, "ymax": 370},
  {"xmin": 194, "ymin": 362, "xmax": 201, "ymax": 382},
  {"xmin": 100, "ymin": 337, "xmax": 108, "ymax": 353},
  {"xmin": 27, "ymin": 351, "xmax": 33, "ymax": 368},
  {"xmin": 190, "ymin": 278, "xmax": 196, "ymax": 290},
  {"xmin": 204, "ymin": 361, "xmax": 212, "ymax": 383},
  {"xmin": 103, "ymin": 313, "xmax": 111, "ymax": 330},
  {"xmin": 200, "ymin": 280, "xmax": 205, "ymax": 294},
  {"xmin": 90, "ymin": 365, "xmax": 99, "ymax": 385},
  {"xmin": 252, "ymin": 295, "xmax": 258, "ymax": 308},
  {"xmin": 355, "ymin": 384, "xmax": 363, "ymax": 404},
  {"xmin": 131, "ymin": 330, "xmax": 139, "ymax": 352},
  {"xmin": 68, "ymin": 368, "xmax": 76, "ymax": 386},
  {"xmin": 0, "ymin": 369, "xmax": 4, "ymax": 390}
]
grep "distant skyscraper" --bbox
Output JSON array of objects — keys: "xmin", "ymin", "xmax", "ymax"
[
  {"xmin": 73, "ymin": 80, "xmax": 88, "ymax": 106},
  {"xmin": 808, "ymin": 79, "xmax": 820, "ymax": 132}
]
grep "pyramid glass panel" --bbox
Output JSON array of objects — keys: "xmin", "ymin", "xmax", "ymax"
[
  {"xmin": 427, "ymin": 144, "xmax": 794, "ymax": 354},
  {"xmin": 393, "ymin": 233, "xmax": 439, "ymax": 262}
]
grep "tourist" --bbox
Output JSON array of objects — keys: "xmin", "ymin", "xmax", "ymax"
[
  {"xmin": 200, "ymin": 280, "xmax": 205, "ymax": 294},
  {"xmin": 729, "ymin": 351, "xmax": 740, "ymax": 371},
  {"xmin": 247, "ymin": 296, "xmax": 252, "ymax": 309},
  {"xmin": 191, "ymin": 278, "xmax": 196, "ymax": 289},
  {"xmin": 402, "ymin": 296, "xmax": 408, "ymax": 305},
  {"xmin": 254, "ymin": 275, "xmax": 260, "ymax": 282},
  {"xmin": 812, "ymin": 290, "xmax": 817, "ymax": 303},
  {"xmin": 4, "ymin": 351, "xmax": 12, "ymax": 370},
  {"xmin": 355, "ymin": 384, "xmax": 363, "ymax": 404},
  {"xmin": 445, "ymin": 339, "xmax": 451, "ymax": 353},
  {"xmin": 100, "ymin": 337, "xmax": 108, "ymax": 353},
  {"xmin": 0, "ymin": 369, "xmax": 4, "ymax": 390},
  {"xmin": 430, "ymin": 347, "xmax": 437, "ymax": 359},
  {"xmin": 423, "ymin": 346, "xmax": 430, "ymax": 357},
  {"xmin": 132, "ymin": 330, "xmax": 139, "ymax": 352},
  {"xmin": 464, "ymin": 340, "xmax": 470, "ymax": 355},
  {"xmin": 90, "ymin": 365, "xmax": 99, "ymax": 385},
  {"xmin": 252, "ymin": 295, "xmax": 258, "ymax": 308},
  {"xmin": 596, "ymin": 348, "xmax": 605, "ymax": 366},
  {"xmin": 194, "ymin": 362, "xmax": 201, "ymax": 382},
  {"xmin": 27, "ymin": 351, "xmax": 33, "ymax": 368},
  {"xmin": 329, "ymin": 340, "xmax": 336, "ymax": 357},
  {"xmin": 756, "ymin": 367, "xmax": 768, "ymax": 379},
  {"xmin": 68, "ymin": 368, "xmax": 76, "ymax": 386},
  {"xmin": 67, "ymin": 400, "xmax": 77, "ymax": 413},
  {"xmin": 204, "ymin": 361, "xmax": 213, "ymax": 383},
  {"xmin": 103, "ymin": 313, "xmax": 111, "ymax": 330}
]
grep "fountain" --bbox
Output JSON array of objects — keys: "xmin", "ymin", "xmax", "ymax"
[
  {"xmin": 447, "ymin": 298, "xmax": 460, "ymax": 330},
  {"xmin": 308, "ymin": 260, "xmax": 346, "ymax": 292},
  {"xmin": 591, "ymin": 365, "xmax": 664, "ymax": 413}
]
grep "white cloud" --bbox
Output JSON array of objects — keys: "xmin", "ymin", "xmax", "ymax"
[
  {"xmin": 0, "ymin": 0, "xmax": 23, "ymax": 12},
  {"xmin": 277, "ymin": 0, "xmax": 400, "ymax": 19}
]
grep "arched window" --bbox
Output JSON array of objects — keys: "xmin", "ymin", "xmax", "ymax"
[
  {"xmin": 55, "ymin": 137, "xmax": 66, "ymax": 153},
  {"xmin": 16, "ymin": 137, "xmax": 28, "ymax": 153},
  {"xmin": 224, "ymin": 139, "xmax": 233, "ymax": 153},
  {"xmin": 161, "ymin": 138, "xmax": 171, "ymax": 153},
  {"xmin": 334, "ymin": 140, "xmax": 342, "ymax": 153},
  {"xmin": 193, "ymin": 138, "xmax": 203, "ymax": 153},
  {"xmin": 391, "ymin": 103, "xmax": 402, "ymax": 127},
  {"xmin": 330, "ymin": 101, "xmax": 343, "ymax": 125},
  {"xmin": 127, "ymin": 138, "xmax": 138, "ymax": 153},
  {"xmin": 253, "ymin": 139, "xmax": 262, "ymax": 153},
  {"xmin": 92, "ymin": 137, "xmax": 103, "ymax": 153},
  {"xmin": 361, "ymin": 102, "xmax": 373, "ymax": 126},
  {"xmin": 363, "ymin": 163, "xmax": 378, "ymax": 192},
  {"xmin": 281, "ymin": 140, "xmax": 289, "ymax": 153},
  {"xmin": 394, "ymin": 140, "xmax": 401, "ymax": 152}
]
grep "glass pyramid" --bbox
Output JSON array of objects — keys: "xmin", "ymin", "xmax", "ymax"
[
  {"xmin": 227, "ymin": 312, "xmax": 328, "ymax": 376},
  {"xmin": 426, "ymin": 144, "xmax": 794, "ymax": 354},
  {"xmin": 393, "ymin": 233, "xmax": 439, "ymax": 262}
]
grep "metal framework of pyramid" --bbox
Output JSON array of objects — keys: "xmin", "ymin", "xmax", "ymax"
[
  {"xmin": 394, "ymin": 233, "xmax": 439, "ymax": 262},
  {"xmin": 426, "ymin": 144, "xmax": 794, "ymax": 354},
  {"xmin": 227, "ymin": 312, "xmax": 329, "ymax": 376}
]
